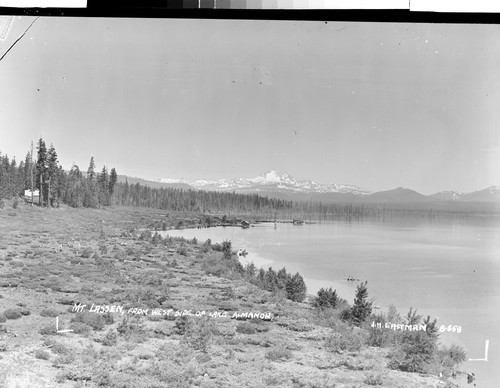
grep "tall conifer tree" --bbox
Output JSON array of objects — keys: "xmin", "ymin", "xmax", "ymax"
[
  {"xmin": 351, "ymin": 281, "xmax": 373, "ymax": 326},
  {"xmin": 36, "ymin": 138, "xmax": 48, "ymax": 206}
]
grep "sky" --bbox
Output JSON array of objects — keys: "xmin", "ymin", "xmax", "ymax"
[{"xmin": 0, "ymin": 16, "xmax": 499, "ymax": 194}]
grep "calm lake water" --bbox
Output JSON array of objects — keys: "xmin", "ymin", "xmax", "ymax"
[{"xmin": 164, "ymin": 217, "xmax": 500, "ymax": 387}]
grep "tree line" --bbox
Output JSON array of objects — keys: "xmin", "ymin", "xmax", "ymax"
[
  {"xmin": 0, "ymin": 138, "xmax": 117, "ymax": 208},
  {"xmin": 112, "ymin": 182, "xmax": 294, "ymax": 214},
  {"xmin": 2, "ymin": 139, "xmax": 441, "ymax": 218}
]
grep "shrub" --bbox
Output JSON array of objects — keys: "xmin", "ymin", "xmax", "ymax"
[
  {"xmin": 181, "ymin": 317, "xmax": 216, "ymax": 353},
  {"xmin": 387, "ymin": 313, "xmax": 440, "ymax": 373},
  {"xmin": 366, "ymin": 312, "xmax": 392, "ymax": 348},
  {"xmin": 139, "ymin": 230, "xmax": 152, "ymax": 241},
  {"xmin": 152, "ymin": 232, "xmax": 163, "ymax": 244},
  {"xmin": 195, "ymin": 353, "xmax": 212, "ymax": 363},
  {"xmin": 20, "ymin": 308, "xmax": 30, "ymax": 316},
  {"xmin": 236, "ymin": 321, "xmax": 257, "ymax": 334},
  {"xmin": 202, "ymin": 252, "xmax": 244, "ymax": 280},
  {"xmin": 325, "ymin": 324, "xmax": 366, "ymax": 354},
  {"xmin": 98, "ymin": 242, "xmax": 108, "ymax": 254},
  {"xmin": 221, "ymin": 287, "xmax": 235, "ymax": 300},
  {"xmin": 51, "ymin": 342, "xmax": 71, "ymax": 356},
  {"xmin": 39, "ymin": 325, "xmax": 57, "ymax": 335},
  {"xmin": 69, "ymin": 322, "xmax": 92, "ymax": 335},
  {"xmin": 221, "ymin": 240, "xmax": 233, "ymax": 260},
  {"xmin": 116, "ymin": 316, "xmax": 147, "ymax": 342},
  {"xmin": 80, "ymin": 247, "xmax": 93, "ymax": 258},
  {"xmin": 40, "ymin": 307, "xmax": 59, "ymax": 318},
  {"xmin": 174, "ymin": 315, "xmax": 190, "ymax": 335},
  {"xmin": 34, "ymin": 349, "xmax": 51, "ymax": 360},
  {"xmin": 364, "ymin": 372, "xmax": 384, "ymax": 385},
  {"xmin": 102, "ymin": 330, "xmax": 118, "ymax": 346},
  {"xmin": 366, "ymin": 304, "xmax": 405, "ymax": 347},
  {"xmin": 265, "ymin": 347, "xmax": 293, "ymax": 361},
  {"xmin": 3, "ymin": 308, "xmax": 22, "ymax": 320},
  {"xmin": 0, "ymin": 314, "xmax": 6, "ymax": 323},
  {"xmin": 70, "ymin": 312, "xmax": 107, "ymax": 331},
  {"xmin": 313, "ymin": 287, "xmax": 339, "ymax": 309},
  {"xmin": 53, "ymin": 353, "xmax": 75, "ymax": 365},
  {"xmin": 177, "ymin": 246, "xmax": 188, "ymax": 256},
  {"xmin": 435, "ymin": 344, "xmax": 467, "ymax": 370}
]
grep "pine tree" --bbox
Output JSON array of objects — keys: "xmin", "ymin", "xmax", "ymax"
[
  {"xmin": 257, "ymin": 268, "xmax": 266, "ymax": 287},
  {"xmin": 285, "ymin": 272, "xmax": 307, "ymax": 302},
  {"xmin": 313, "ymin": 287, "xmax": 338, "ymax": 309},
  {"xmin": 83, "ymin": 157, "xmax": 99, "ymax": 207},
  {"xmin": 36, "ymin": 138, "xmax": 48, "ymax": 206},
  {"xmin": 122, "ymin": 178, "xmax": 129, "ymax": 205},
  {"xmin": 109, "ymin": 167, "xmax": 117, "ymax": 198},
  {"xmin": 98, "ymin": 165, "xmax": 109, "ymax": 206},
  {"xmin": 66, "ymin": 164, "xmax": 84, "ymax": 207},
  {"xmin": 244, "ymin": 262, "xmax": 257, "ymax": 280},
  {"xmin": 87, "ymin": 156, "xmax": 96, "ymax": 180},
  {"xmin": 350, "ymin": 281, "xmax": 373, "ymax": 326},
  {"xmin": 23, "ymin": 152, "xmax": 32, "ymax": 192},
  {"xmin": 47, "ymin": 144, "xmax": 59, "ymax": 207},
  {"xmin": 277, "ymin": 267, "xmax": 289, "ymax": 290},
  {"xmin": 264, "ymin": 267, "xmax": 279, "ymax": 292}
]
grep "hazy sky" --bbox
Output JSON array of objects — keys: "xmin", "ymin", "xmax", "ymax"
[{"xmin": 1, "ymin": 17, "xmax": 499, "ymax": 194}]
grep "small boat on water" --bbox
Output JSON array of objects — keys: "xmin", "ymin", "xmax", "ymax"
[
  {"xmin": 241, "ymin": 220, "xmax": 250, "ymax": 229},
  {"xmin": 292, "ymin": 219, "xmax": 304, "ymax": 225},
  {"xmin": 345, "ymin": 276, "xmax": 360, "ymax": 282},
  {"xmin": 238, "ymin": 248, "xmax": 248, "ymax": 257}
]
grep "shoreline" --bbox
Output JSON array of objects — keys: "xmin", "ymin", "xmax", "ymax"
[{"xmin": 0, "ymin": 206, "xmax": 480, "ymax": 387}]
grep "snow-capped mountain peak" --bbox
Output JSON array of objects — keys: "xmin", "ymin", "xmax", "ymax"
[
  {"xmin": 157, "ymin": 170, "xmax": 369, "ymax": 195},
  {"xmin": 263, "ymin": 170, "xmax": 296, "ymax": 184},
  {"xmin": 249, "ymin": 170, "xmax": 297, "ymax": 185}
]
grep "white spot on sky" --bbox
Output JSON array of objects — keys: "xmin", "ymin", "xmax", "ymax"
[
  {"xmin": 425, "ymin": 39, "xmax": 428, "ymax": 43},
  {"xmin": 435, "ymin": 50, "xmax": 439, "ymax": 54}
]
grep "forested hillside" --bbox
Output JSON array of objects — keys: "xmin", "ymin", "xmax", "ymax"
[
  {"xmin": 2, "ymin": 139, "xmax": 496, "ymax": 218},
  {"xmin": 0, "ymin": 139, "xmax": 365, "ymax": 218}
]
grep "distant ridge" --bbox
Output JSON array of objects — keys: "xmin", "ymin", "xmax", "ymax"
[
  {"xmin": 117, "ymin": 175, "xmax": 191, "ymax": 190},
  {"xmin": 119, "ymin": 170, "xmax": 499, "ymax": 204},
  {"xmin": 429, "ymin": 186, "xmax": 500, "ymax": 202},
  {"xmin": 365, "ymin": 187, "xmax": 434, "ymax": 203}
]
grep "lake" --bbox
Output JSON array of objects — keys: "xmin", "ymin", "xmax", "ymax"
[{"xmin": 163, "ymin": 216, "xmax": 500, "ymax": 387}]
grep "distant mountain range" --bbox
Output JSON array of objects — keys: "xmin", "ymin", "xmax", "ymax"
[{"xmin": 118, "ymin": 170, "xmax": 500, "ymax": 204}]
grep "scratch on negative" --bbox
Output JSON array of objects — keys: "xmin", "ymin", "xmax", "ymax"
[{"xmin": 0, "ymin": 17, "xmax": 40, "ymax": 63}]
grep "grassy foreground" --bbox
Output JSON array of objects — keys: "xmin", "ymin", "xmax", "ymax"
[{"xmin": 0, "ymin": 202, "xmax": 461, "ymax": 387}]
